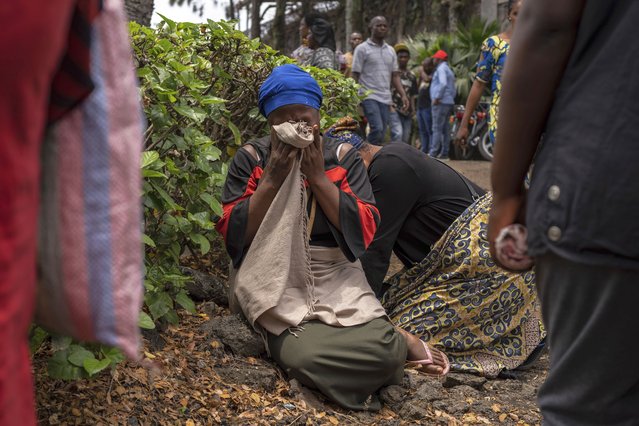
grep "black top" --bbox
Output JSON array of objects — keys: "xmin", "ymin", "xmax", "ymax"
[
  {"xmin": 360, "ymin": 143, "xmax": 485, "ymax": 295},
  {"xmin": 417, "ymin": 82, "xmax": 431, "ymax": 110},
  {"xmin": 216, "ymin": 136, "xmax": 380, "ymax": 268},
  {"xmin": 526, "ymin": 1, "xmax": 639, "ymax": 269}
]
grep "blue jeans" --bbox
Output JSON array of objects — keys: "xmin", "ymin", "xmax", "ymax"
[
  {"xmin": 389, "ymin": 112, "xmax": 413, "ymax": 144},
  {"xmin": 416, "ymin": 107, "xmax": 432, "ymax": 153},
  {"xmin": 430, "ymin": 103, "xmax": 453, "ymax": 157},
  {"xmin": 362, "ymin": 99, "xmax": 390, "ymax": 145}
]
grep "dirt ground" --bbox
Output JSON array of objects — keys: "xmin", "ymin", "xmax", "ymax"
[
  {"xmin": 35, "ymin": 160, "xmax": 549, "ymax": 426},
  {"xmin": 448, "ymin": 160, "xmax": 492, "ymax": 191}
]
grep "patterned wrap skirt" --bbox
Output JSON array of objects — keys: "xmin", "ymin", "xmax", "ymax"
[{"xmin": 381, "ymin": 193, "xmax": 545, "ymax": 377}]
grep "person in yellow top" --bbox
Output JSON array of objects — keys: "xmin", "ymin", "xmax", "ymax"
[
  {"xmin": 455, "ymin": 0, "xmax": 522, "ymax": 155},
  {"xmin": 342, "ymin": 31, "xmax": 363, "ymax": 78}
]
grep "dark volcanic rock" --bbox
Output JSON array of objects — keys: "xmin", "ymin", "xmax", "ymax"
[
  {"xmin": 181, "ymin": 267, "xmax": 229, "ymax": 306},
  {"xmin": 379, "ymin": 385, "xmax": 407, "ymax": 410},
  {"xmin": 201, "ymin": 314, "xmax": 265, "ymax": 357},
  {"xmin": 443, "ymin": 372, "xmax": 487, "ymax": 390},
  {"xmin": 413, "ymin": 379, "xmax": 446, "ymax": 403}
]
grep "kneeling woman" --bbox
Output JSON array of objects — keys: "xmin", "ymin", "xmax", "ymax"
[
  {"xmin": 326, "ymin": 118, "xmax": 545, "ymax": 377},
  {"xmin": 216, "ymin": 65, "xmax": 448, "ymax": 411}
]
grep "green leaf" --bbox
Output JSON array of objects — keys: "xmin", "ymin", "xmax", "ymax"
[
  {"xmin": 29, "ymin": 326, "xmax": 49, "ymax": 354},
  {"xmin": 51, "ymin": 335, "xmax": 73, "ymax": 351},
  {"xmin": 48, "ymin": 350, "xmax": 86, "ymax": 380},
  {"xmin": 102, "ymin": 346, "xmax": 125, "ymax": 364},
  {"xmin": 226, "ymin": 120, "xmax": 242, "ymax": 146},
  {"xmin": 67, "ymin": 344, "xmax": 96, "ymax": 367},
  {"xmin": 190, "ymin": 233, "xmax": 211, "ymax": 255},
  {"xmin": 173, "ymin": 105, "xmax": 207, "ymax": 123},
  {"xmin": 138, "ymin": 311, "xmax": 156, "ymax": 329},
  {"xmin": 200, "ymin": 96, "xmax": 226, "ymax": 105},
  {"xmin": 164, "ymin": 309, "xmax": 180, "ymax": 325},
  {"xmin": 83, "ymin": 358, "xmax": 112, "ymax": 377},
  {"xmin": 150, "ymin": 182, "xmax": 183, "ymax": 211},
  {"xmin": 175, "ymin": 290, "xmax": 196, "ymax": 314},
  {"xmin": 141, "ymin": 151, "xmax": 160, "ymax": 168},
  {"xmin": 142, "ymin": 169, "xmax": 168, "ymax": 179},
  {"xmin": 147, "ymin": 291, "xmax": 173, "ymax": 321},
  {"xmin": 199, "ymin": 193, "xmax": 223, "ymax": 217},
  {"xmin": 158, "ymin": 14, "xmax": 177, "ymax": 32},
  {"xmin": 142, "ymin": 233, "xmax": 156, "ymax": 248}
]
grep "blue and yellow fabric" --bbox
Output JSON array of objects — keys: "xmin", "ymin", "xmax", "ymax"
[
  {"xmin": 381, "ymin": 193, "xmax": 545, "ymax": 377},
  {"xmin": 475, "ymin": 35, "xmax": 509, "ymax": 144}
]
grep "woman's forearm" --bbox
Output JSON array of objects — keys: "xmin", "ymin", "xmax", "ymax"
[{"xmin": 460, "ymin": 79, "xmax": 487, "ymax": 128}]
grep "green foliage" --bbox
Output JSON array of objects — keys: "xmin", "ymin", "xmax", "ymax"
[
  {"xmin": 404, "ymin": 17, "xmax": 500, "ymax": 102},
  {"xmin": 44, "ymin": 335, "xmax": 124, "ymax": 380}
]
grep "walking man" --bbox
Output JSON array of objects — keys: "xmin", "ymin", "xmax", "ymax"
[
  {"xmin": 389, "ymin": 43, "xmax": 418, "ymax": 144},
  {"xmin": 489, "ymin": 1, "xmax": 639, "ymax": 424},
  {"xmin": 429, "ymin": 50, "xmax": 455, "ymax": 159},
  {"xmin": 352, "ymin": 16, "xmax": 409, "ymax": 146}
]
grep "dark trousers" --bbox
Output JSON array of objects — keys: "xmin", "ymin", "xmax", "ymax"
[
  {"xmin": 362, "ymin": 99, "xmax": 390, "ymax": 146},
  {"xmin": 417, "ymin": 107, "xmax": 432, "ymax": 153},
  {"xmin": 535, "ymin": 253, "xmax": 639, "ymax": 425}
]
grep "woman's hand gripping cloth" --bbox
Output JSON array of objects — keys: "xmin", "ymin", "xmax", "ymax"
[
  {"xmin": 494, "ymin": 224, "xmax": 534, "ymax": 271},
  {"xmin": 232, "ymin": 122, "xmax": 316, "ymax": 335}
]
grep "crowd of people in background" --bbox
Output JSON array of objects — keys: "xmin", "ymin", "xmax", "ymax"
[{"xmin": 291, "ymin": 13, "xmax": 460, "ymax": 160}]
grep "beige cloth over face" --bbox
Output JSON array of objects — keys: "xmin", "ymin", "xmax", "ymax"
[{"xmin": 232, "ymin": 123, "xmax": 386, "ymax": 336}]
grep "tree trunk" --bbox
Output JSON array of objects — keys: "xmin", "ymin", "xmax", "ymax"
[
  {"xmin": 124, "ymin": 0, "xmax": 155, "ymax": 26},
  {"xmin": 448, "ymin": 0, "xmax": 462, "ymax": 32},
  {"xmin": 344, "ymin": 0, "xmax": 352, "ymax": 48},
  {"xmin": 396, "ymin": 0, "xmax": 407, "ymax": 41},
  {"xmin": 302, "ymin": 0, "xmax": 317, "ymax": 17},
  {"xmin": 350, "ymin": 0, "xmax": 363, "ymax": 38},
  {"xmin": 228, "ymin": 0, "xmax": 236, "ymax": 20},
  {"xmin": 250, "ymin": 0, "xmax": 261, "ymax": 39},
  {"xmin": 272, "ymin": 0, "xmax": 287, "ymax": 51}
]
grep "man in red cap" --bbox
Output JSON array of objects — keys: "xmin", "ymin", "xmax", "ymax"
[{"xmin": 429, "ymin": 50, "xmax": 456, "ymax": 160}]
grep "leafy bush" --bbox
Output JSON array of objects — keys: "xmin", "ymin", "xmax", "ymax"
[{"xmin": 33, "ymin": 18, "xmax": 364, "ymax": 380}]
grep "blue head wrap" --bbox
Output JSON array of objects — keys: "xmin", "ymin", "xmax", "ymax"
[{"xmin": 258, "ymin": 64, "xmax": 323, "ymax": 118}]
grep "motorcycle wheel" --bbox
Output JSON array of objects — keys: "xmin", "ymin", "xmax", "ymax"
[
  {"xmin": 453, "ymin": 142, "xmax": 475, "ymax": 160},
  {"xmin": 478, "ymin": 130, "xmax": 494, "ymax": 161}
]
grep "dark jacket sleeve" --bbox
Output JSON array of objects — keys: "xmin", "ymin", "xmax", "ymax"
[
  {"xmin": 327, "ymin": 148, "xmax": 380, "ymax": 261},
  {"xmin": 215, "ymin": 148, "xmax": 262, "ymax": 268},
  {"xmin": 360, "ymin": 154, "xmax": 417, "ymax": 296}
]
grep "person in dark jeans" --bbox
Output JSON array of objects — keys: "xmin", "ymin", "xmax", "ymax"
[
  {"xmin": 416, "ymin": 58, "xmax": 434, "ymax": 153},
  {"xmin": 429, "ymin": 50, "xmax": 456, "ymax": 160},
  {"xmin": 489, "ymin": 1, "xmax": 639, "ymax": 424},
  {"xmin": 389, "ymin": 43, "xmax": 418, "ymax": 144},
  {"xmin": 351, "ymin": 16, "xmax": 408, "ymax": 145}
]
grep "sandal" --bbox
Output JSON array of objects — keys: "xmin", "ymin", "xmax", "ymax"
[{"xmin": 407, "ymin": 339, "xmax": 450, "ymax": 377}]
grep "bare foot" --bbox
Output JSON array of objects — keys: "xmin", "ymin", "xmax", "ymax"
[{"xmin": 396, "ymin": 328, "xmax": 448, "ymax": 376}]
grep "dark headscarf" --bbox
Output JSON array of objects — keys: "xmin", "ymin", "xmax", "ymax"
[{"xmin": 308, "ymin": 17, "xmax": 336, "ymax": 51}]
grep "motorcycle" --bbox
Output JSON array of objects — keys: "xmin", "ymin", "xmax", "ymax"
[{"xmin": 449, "ymin": 102, "xmax": 489, "ymax": 160}]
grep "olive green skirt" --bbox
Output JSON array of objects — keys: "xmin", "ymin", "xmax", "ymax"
[{"xmin": 267, "ymin": 318, "xmax": 406, "ymax": 411}]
